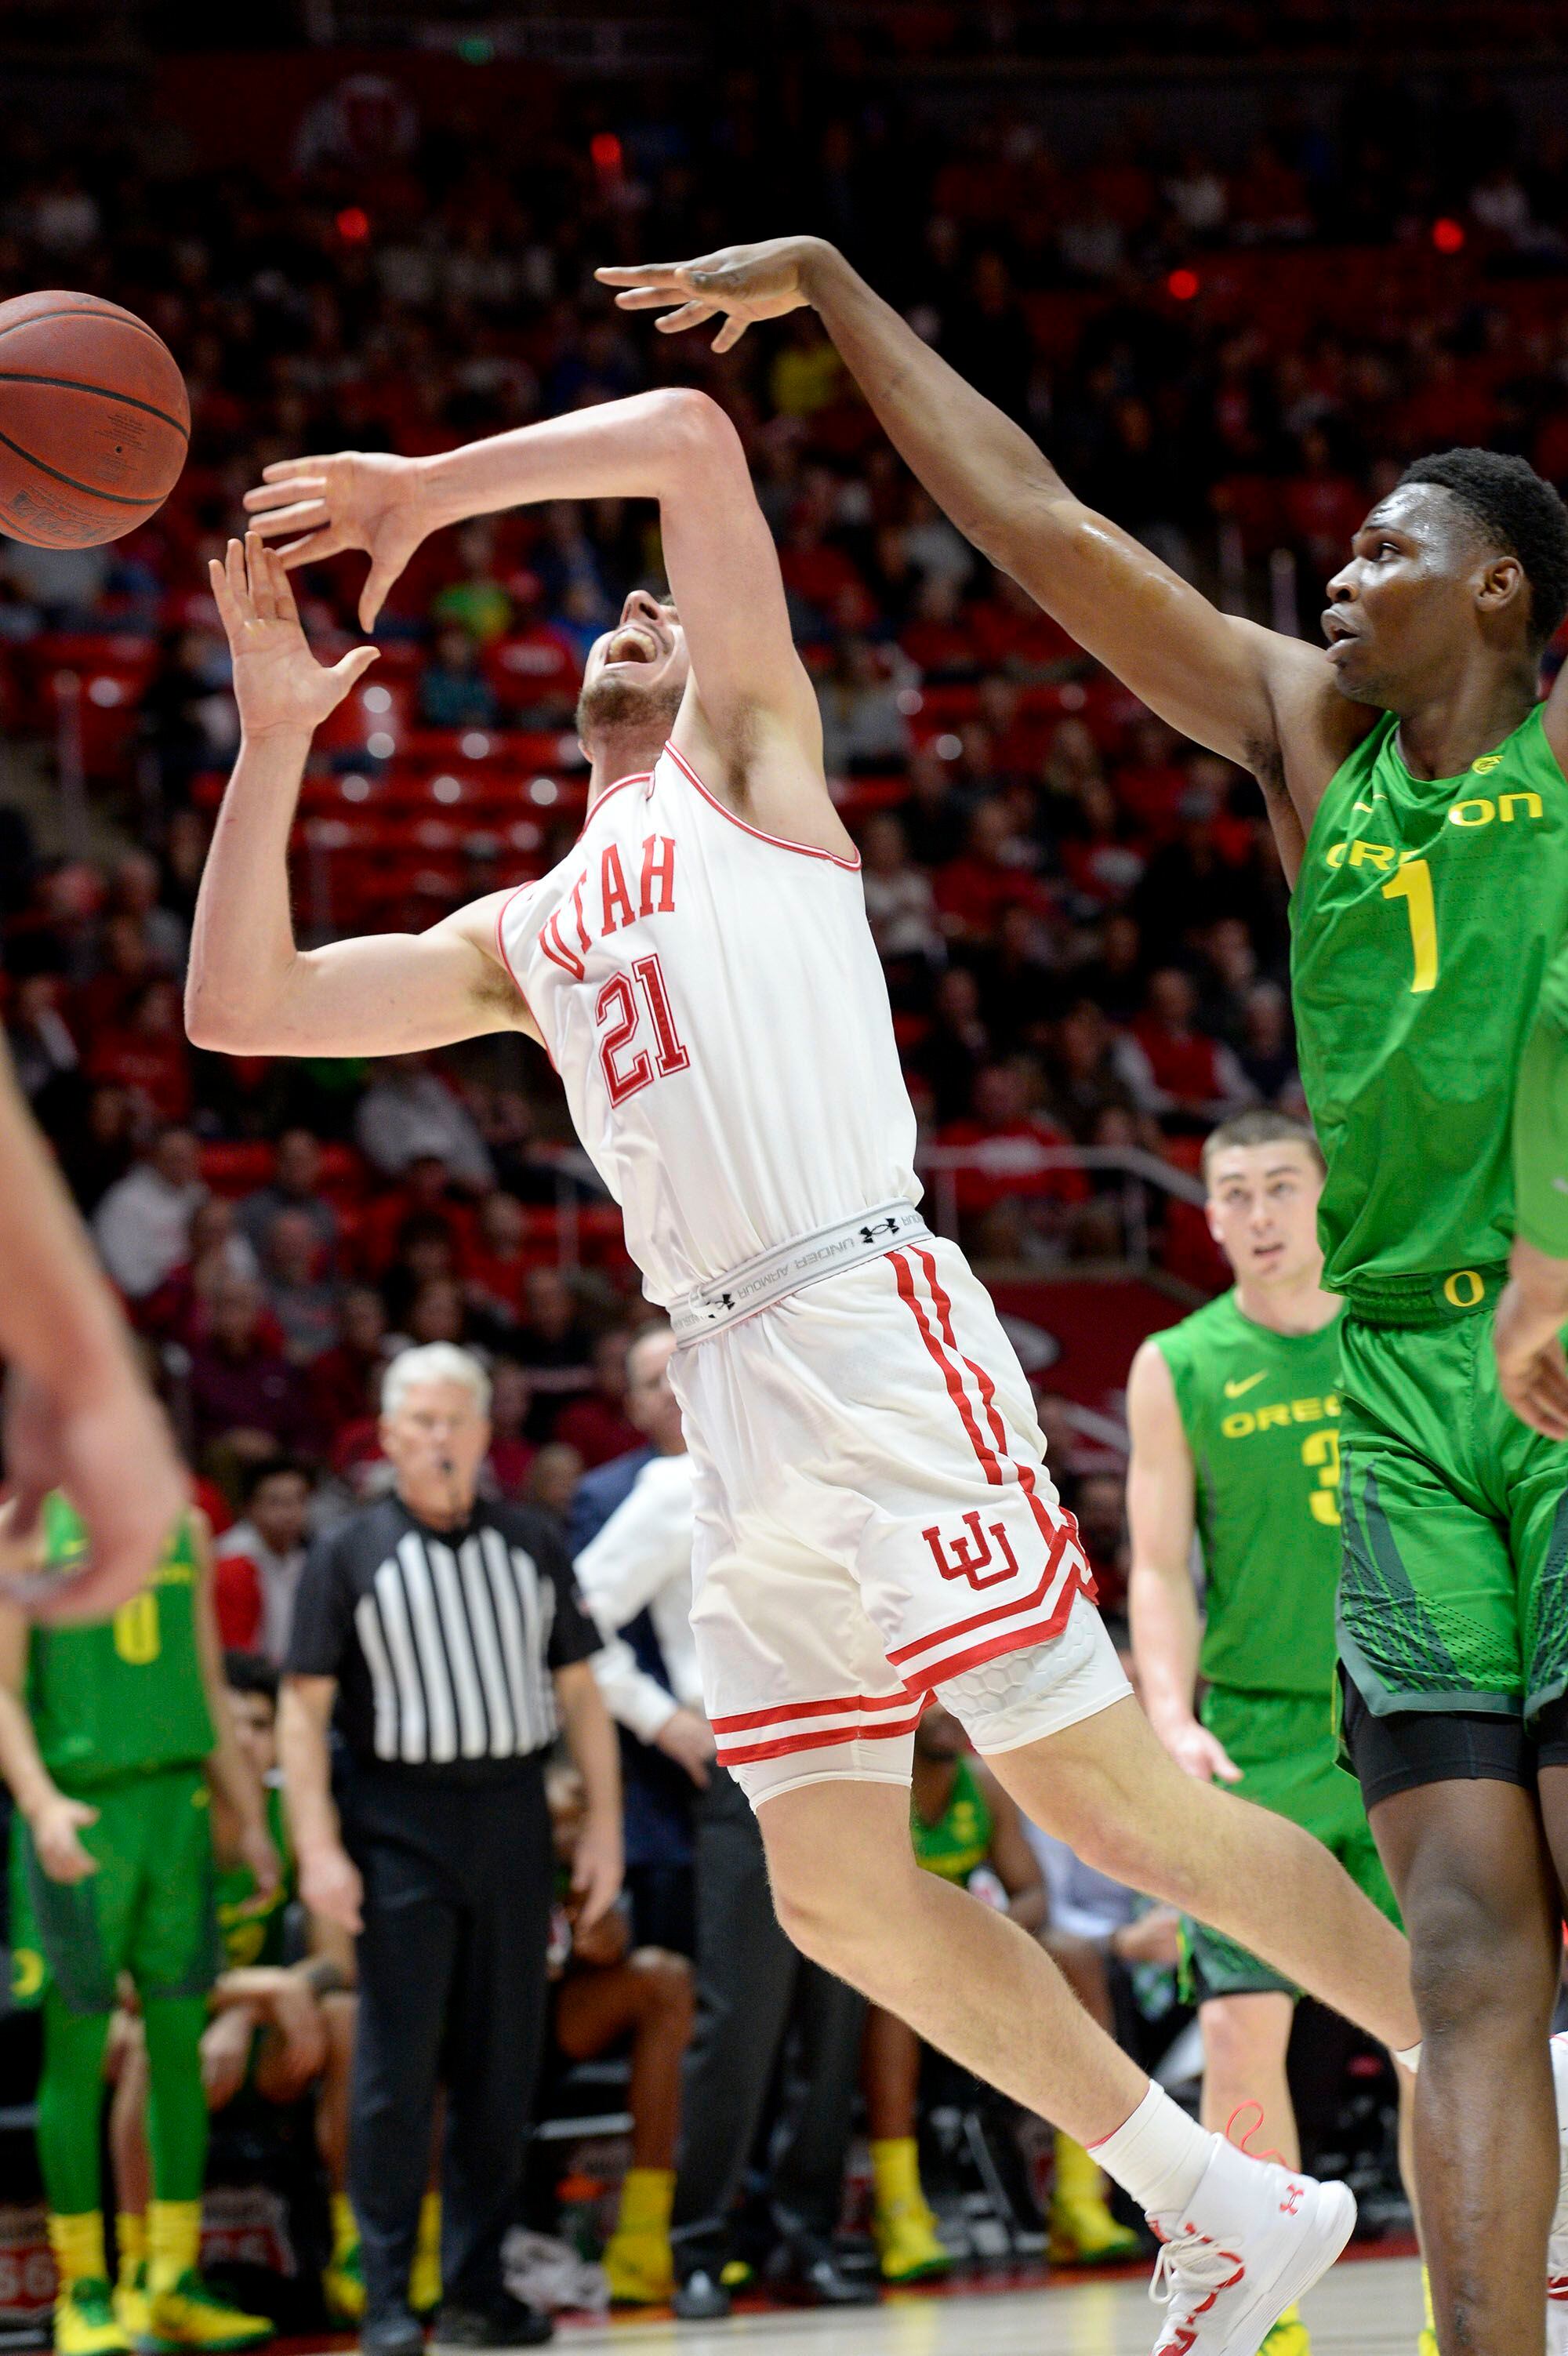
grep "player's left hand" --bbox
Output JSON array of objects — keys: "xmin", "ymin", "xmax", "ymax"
[
  {"xmin": 596, "ymin": 237, "xmax": 826, "ymax": 353},
  {"xmin": 1494, "ymin": 1245, "xmax": 1568, "ymax": 1439},
  {"xmin": 209, "ymin": 534, "xmax": 379, "ymax": 742},
  {"xmin": 570, "ymin": 1812, "xmax": 624, "ymax": 1933}
]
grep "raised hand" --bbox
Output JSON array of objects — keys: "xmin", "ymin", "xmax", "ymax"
[
  {"xmin": 242, "ymin": 449, "xmax": 430, "ymax": 630},
  {"xmin": 596, "ymin": 237, "xmax": 824, "ymax": 353},
  {"xmin": 209, "ymin": 533, "xmax": 379, "ymax": 740}
]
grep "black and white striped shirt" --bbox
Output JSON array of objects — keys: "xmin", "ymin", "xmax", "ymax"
[{"xmin": 286, "ymin": 1497, "xmax": 599, "ymax": 1779}]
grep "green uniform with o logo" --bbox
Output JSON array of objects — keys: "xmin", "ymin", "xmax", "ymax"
[
  {"xmin": 9, "ymin": 1495, "xmax": 220, "ymax": 2016},
  {"xmin": 1293, "ymin": 703, "xmax": 1568, "ymax": 1726},
  {"xmin": 1155, "ymin": 1292, "xmax": 1399, "ymax": 1998}
]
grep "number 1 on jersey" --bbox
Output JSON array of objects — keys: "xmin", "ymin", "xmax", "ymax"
[
  {"xmin": 596, "ymin": 954, "xmax": 691, "ymax": 1107},
  {"xmin": 1382, "ymin": 857, "xmax": 1438, "ymax": 993}
]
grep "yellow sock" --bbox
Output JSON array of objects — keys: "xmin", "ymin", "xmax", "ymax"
[
  {"xmin": 147, "ymin": 2201, "xmax": 201, "ymax": 2296},
  {"xmin": 330, "ymin": 2193, "xmax": 358, "ymax": 2263},
  {"xmin": 49, "ymin": 2214, "xmax": 108, "ymax": 2292},
  {"xmin": 114, "ymin": 2215, "xmax": 146, "ymax": 2290},
  {"xmin": 416, "ymin": 2192, "xmax": 441, "ymax": 2255},
  {"xmin": 869, "ymin": 2136, "xmax": 924, "ymax": 2211},
  {"xmin": 614, "ymin": 2168, "xmax": 673, "ymax": 2237},
  {"xmin": 1423, "ymin": 2267, "xmax": 1436, "ymax": 2333}
]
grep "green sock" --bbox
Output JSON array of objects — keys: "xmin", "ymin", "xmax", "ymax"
[
  {"xmin": 37, "ymin": 1995, "xmax": 112, "ymax": 2218},
  {"xmin": 142, "ymin": 1997, "xmax": 209, "ymax": 2205}
]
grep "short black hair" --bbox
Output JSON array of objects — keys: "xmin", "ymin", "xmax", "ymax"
[
  {"xmin": 1202, "ymin": 1109, "xmax": 1325, "ymax": 1186},
  {"xmin": 1398, "ymin": 447, "xmax": 1568, "ymax": 650},
  {"xmin": 223, "ymin": 1650, "xmax": 279, "ymax": 1703},
  {"xmin": 239, "ymin": 1455, "xmax": 309, "ymax": 1505}
]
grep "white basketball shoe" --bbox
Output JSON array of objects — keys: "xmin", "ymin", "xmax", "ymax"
[{"xmin": 1145, "ymin": 2131, "xmax": 1356, "ymax": 2356}]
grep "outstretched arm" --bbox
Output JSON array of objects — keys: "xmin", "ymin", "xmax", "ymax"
[
  {"xmin": 242, "ymin": 390, "xmax": 818, "ymax": 771},
  {"xmin": 186, "ymin": 535, "xmax": 532, "ymax": 1058},
  {"xmin": 599, "ymin": 240, "xmax": 1367, "ymax": 853}
]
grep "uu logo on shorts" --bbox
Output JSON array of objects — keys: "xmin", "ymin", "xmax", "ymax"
[{"xmin": 921, "ymin": 1510, "xmax": 1021, "ymax": 1591}]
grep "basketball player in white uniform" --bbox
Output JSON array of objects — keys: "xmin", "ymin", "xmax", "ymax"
[{"xmin": 192, "ymin": 392, "xmax": 1421, "ymax": 2354}]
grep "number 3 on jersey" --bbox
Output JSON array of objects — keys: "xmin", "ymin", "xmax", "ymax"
[{"xmin": 596, "ymin": 953, "xmax": 691, "ymax": 1106}]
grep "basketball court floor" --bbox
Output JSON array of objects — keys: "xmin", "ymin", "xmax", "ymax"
[{"xmin": 549, "ymin": 2253, "xmax": 1425, "ymax": 2351}]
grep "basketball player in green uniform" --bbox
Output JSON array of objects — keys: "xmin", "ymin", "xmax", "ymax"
[
  {"xmin": 104, "ymin": 1656, "xmax": 373, "ymax": 2335},
  {"xmin": 0, "ymin": 1496, "xmax": 278, "ymax": 2356},
  {"xmin": 1128, "ymin": 1110, "xmax": 1413, "ymax": 2356},
  {"xmin": 862, "ymin": 1700, "xmax": 1139, "ymax": 2283},
  {"xmin": 604, "ymin": 233, "xmax": 1568, "ymax": 2351}
]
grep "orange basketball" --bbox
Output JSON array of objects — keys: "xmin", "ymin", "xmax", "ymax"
[{"xmin": 0, "ymin": 289, "xmax": 190, "ymax": 548}]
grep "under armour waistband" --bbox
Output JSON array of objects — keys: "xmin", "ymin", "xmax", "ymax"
[{"xmin": 668, "ymin": 1200, "xmax": 931, "ymax": 1344}]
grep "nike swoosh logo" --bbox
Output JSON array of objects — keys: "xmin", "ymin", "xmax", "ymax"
[{"xmin": 1223, "ymin": 1372, "xmax": 1268, "ymax": 1399}]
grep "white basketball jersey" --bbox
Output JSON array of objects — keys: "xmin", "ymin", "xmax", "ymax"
[{"xmin": 496, "ymin": 739, "xmax": 920, "ymax": 1307}]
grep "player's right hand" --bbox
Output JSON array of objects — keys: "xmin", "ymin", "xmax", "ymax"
[
  {"xmin": 299, "ymin": 1839, "xmax": 365, "ymax": 1936},
  {"xmin": 29, "ymin": 1792, "xmax": 100, "ymax": 1882},
  {"xmin": 242, "ymin": 449, "xmax": 431, "ymax": 631},
  {"xmin": 596, "ymin": 237, "xmax": 827, "ymax": 354},
  {"xmin": 1161, "ymin": 1716, "xmax": 1243, "ymax": 1784}
]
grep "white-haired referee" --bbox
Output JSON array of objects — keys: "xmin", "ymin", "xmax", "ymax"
[{"xmin": 278, "ymin": 1343, "xmax": 622, "ymax": 2356}]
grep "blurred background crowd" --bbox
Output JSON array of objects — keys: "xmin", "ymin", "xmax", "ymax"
[{"xmin": 3, "ymin": 0, "xmax": 1560, "ymax": 2322}]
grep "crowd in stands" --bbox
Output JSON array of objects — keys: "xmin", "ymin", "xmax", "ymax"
[{"xmin": 0, "ymin": 39, "xmax": 1534, "ymax": 2316}]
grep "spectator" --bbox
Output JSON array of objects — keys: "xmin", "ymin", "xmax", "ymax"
[
  {"xmin": 482, "ymin": 1358, "xmax": 536, "ymax": 1499},
  {"xmin": 260, "ymin": 1207, "xmax": 343, "ymax": 1365},
  {"xmin": 544, "ymin": 1763, "xmax": 697, "ymax": 2307},
  {"xmin": 278, "ymin": 1342, "xmax": 621, "ymax": 2356},
  {"xmin": 1236, "ymin": 980, "xmax": 1303, "ymax": 1109},
  {"xmin": 212, "ymin": 1461, "xmax": 315, "ymax": 1663},
  {"xmin": 85, "ymin": 978, "xmax": 192, "ymax": 1125},
  {"xmin": 356, "ymin": 1056, "xmax": 495, "ymax": 1192},
  {"xmin": 527, "ymin": 1440, "xmax": 584, "ymax": 1526},
  {"xmin": 553, "ymin": 1328, "xmax": 640, "ymax": 1468},
  {"xmin": 1114, "ymin": 968, "xmax": 1255, "ymax": 1129},
  {"xmin": 418, "ymin": 626, "xmax": 500, "ymax": 731},
  {"xmin": 310, "ymin": 1285, "xmax": 394, "ymax": 1434},
  {"xmin": 93, "ymin": 1125, "xmax": 205, "ymax": 1302},
  {"xmin": 184, "ymin": 1272, "xmax": 313, "ymax": 1474},
  {"xmin": 936, "ymin": 1062, "xmax": 1089, "ymax": 1258},
  {"xmin": 237, "ymin": 1127, "xmax": 341, "ymax": 1267},
  {"xmin": 858, "ymin": 813, "xmax": 944, "ymax": 974}
]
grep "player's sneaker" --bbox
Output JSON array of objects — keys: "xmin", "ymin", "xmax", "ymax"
[
  {"xmin": 1258, "ymin": 2305, "xmax": 1311, "ymax": 2355},
  {"xmin": 1051, "ymin": 2129, "xmax": 1144, "ymax": 2264},
  {"xmin": 322, "ymin": 2241, "xmax": 366, "ymax": 2326},
  {"xmin": 872, "ymin": 2190, "xmax": 952, "ymax": 2283},
  {"xmin": 114, "ymin": 2263, "xmax": 150, "ymax": 2347},
  {"xmin": 56, "ymin": 2281, "xmax": 131, "ymax": 2356},
  {"xmin": 1145, "ymin": 2132, "xmax": 1354, "ymax": 2356},
  {"xmin": 136, "ymin": 2274, "xmax": 272, "ymax": 2354}
]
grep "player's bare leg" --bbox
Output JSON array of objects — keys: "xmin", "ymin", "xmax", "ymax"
[
  {"xmin": 1200, "ymin": 1994, "xmax": 1299, "ymax": 2165},
  {"xmin": 988, "ymin": 1701, "xmax": 1418, "ymax": 2056},
  {"xmin": 1372, "ymin": 1777, "xmax": 1559, "ymax": 2356}
]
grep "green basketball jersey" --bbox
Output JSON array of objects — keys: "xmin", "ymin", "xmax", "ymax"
[
  {"xmin": 911, "ymin": 1755, "xmax": 993, "ymax": 1886},
  {"xmin": 1153, "ymin": 1291, "xmax": 1344, "ymax": 1697},
  {"xmin": 1291, "ymin": 705, "xmax": 1568, "ymax": 1314},
  {"xmin": 216, "ymin": 1781, "xmax": 292, "ymax": 1970},
  {"xmin": 27, "ymin": 1495, "xmax": 215, "ymax": 1792}
]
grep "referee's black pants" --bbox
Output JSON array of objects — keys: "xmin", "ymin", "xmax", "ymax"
[{"xmin": 338, "ymin": 1759, "xmax": 554, "ymax": 2324}]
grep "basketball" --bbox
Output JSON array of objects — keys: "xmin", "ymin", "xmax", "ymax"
[{"xmin": 0, "ymin": 288, "xmax": 188, "ymax": 548}]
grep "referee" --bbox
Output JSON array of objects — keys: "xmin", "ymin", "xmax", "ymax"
[{"xmin": 278, "ymin": 1343, "xmax": 622, "ymax": 2356}]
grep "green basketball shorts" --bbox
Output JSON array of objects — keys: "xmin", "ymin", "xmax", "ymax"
[
  {"xmin": 1181, "ymin": 1686, "xmax": 1400, "ymax": 2004},
  {"xmin": 9, "ymin": 1764, "xmax": 220, "ymax": 2017},
  {"xmin": 1336, "ymin": 1302, "xmax": 1568, "ymax": 1730}
]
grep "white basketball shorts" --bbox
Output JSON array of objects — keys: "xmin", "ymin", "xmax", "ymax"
[{"xmin": 669, "ymin": 1233, "xmax": 1130, "ymax": 1806}]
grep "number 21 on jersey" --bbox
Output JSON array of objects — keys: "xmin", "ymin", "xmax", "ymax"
[{"xmin": 596, "ymin": 953, "xmax": 690, "ymax": 1106}]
